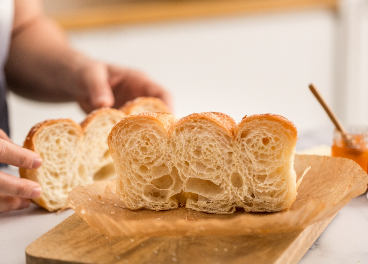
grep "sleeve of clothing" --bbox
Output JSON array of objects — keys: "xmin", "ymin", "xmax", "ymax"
[{"xmin": 0, "ymin": 0, "xmax": 14, "ymax": 138}]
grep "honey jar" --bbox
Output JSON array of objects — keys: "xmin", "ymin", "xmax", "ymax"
[{"xmin": 331, "ymin": 127, "xmax": 368, "ymax": 173}]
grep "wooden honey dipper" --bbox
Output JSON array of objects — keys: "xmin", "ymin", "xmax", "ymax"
[{"xmin": 309, "ymin": 84, "xmax": 353, "ymax": 147}]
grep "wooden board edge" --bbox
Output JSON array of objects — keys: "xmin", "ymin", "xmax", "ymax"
[
  {"xmin": 275, "ymin": 213, "xmax": 338, "ymax": 264},
  {"xmin": 25, "ymin": 214, "xmax": 82, "ymax": 264},
  {"xmin": 25, "ymin": 213, "xmax": 338, "ymax": 263},
  {"xmin": 26, "ymin": 254, "xmax": 79, "ymax": 264}
]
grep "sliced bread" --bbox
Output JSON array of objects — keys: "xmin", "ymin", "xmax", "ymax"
[{"xmin": 20, "ymin": 97, "xmax": 169, "ymax": 211}]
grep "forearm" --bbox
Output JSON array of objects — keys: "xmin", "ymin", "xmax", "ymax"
[
  {"xmin": 4, "ymin": 1, "xmax": 89, "ymax": 102},
  {"xmin": 4, "ymin": 0, "xmax": 172, "ymax": 112}
]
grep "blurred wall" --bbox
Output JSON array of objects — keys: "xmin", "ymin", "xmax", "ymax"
[
  {"xmin": 8, "ymin": 8, "xmax": 337, "ymax": 147},
  {"xmin": 336, "ymin": 0, "xmax": 368, "ymax": 126}
]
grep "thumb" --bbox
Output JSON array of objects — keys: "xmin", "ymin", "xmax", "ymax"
[{"xmin": 82, "ymin": 63, "xmax": 115, "ymax": 109}]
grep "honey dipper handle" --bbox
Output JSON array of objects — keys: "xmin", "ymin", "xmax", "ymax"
[{"xmin": 309, "ymin": 84, "xmax": 350, "ymax": 141}]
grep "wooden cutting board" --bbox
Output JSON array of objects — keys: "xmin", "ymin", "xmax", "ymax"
[{"xmin": 26, "ymin": 212, "xmax": 336, "ymax": 264}]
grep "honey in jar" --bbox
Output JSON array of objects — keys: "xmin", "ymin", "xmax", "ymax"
[{"xmin": 331, "ymin": 128, "xmax": 368, "ymax": 173}]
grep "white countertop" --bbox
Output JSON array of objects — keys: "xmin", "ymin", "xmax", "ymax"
[{"xmin": 0, "ymin": 162, "xmax": 367, "ymax": 264}]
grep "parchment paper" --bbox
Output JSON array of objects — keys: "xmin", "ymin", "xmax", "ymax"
[{"xmin": 67, "ymin": 155, "xmax": 368, "ymax": 237}]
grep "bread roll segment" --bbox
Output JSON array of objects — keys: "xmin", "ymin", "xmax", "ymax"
[
  {"xmin": 234, "ymin": 114, "xmax": 297, "ymax": 212},
  {"xmin": 108, "ymin": 112, "xmax": 182, "ymax": 211},
  {"xmin": 109, "ymin": 112, "xmax": 298, "ymax": 214},
  {"xmin": 171, "ymin": 112, "xmax": 237, "ymax": 214}
]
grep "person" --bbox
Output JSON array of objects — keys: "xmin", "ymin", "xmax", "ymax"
[{"xmin": 0, "ymin": 0, "xmax": 172, "ymax": 212}]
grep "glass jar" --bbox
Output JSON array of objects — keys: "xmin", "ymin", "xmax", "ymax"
[{"xmin": 331, "ymin": 127, "xmax": 368, "ymax": 173}]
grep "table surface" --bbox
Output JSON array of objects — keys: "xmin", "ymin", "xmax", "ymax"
[{"xmin": 1, "ymin": 129, "xmax": 368, "ymax": 264}]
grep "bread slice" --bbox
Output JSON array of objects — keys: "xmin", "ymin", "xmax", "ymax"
[
  {"xmin": 108, "ymin": 112, "xmax": 298, "ymax": 214},
  {"xmin": 120, "ymin": 97, "xmax": 170, "ymax": 115},
  {"xmin": 20, "ymin": 97, "xmax": 170, "ymax": 211},
  {"xmin": 81, "ymin": 108, "xmax": 126, "ymax": 183},
  {"xmin": 20, "ymin": 119, "xmax": 85, "ymax": 211}
]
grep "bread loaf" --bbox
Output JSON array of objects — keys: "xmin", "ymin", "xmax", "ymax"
[
  {"xmin": 20, "ymin": 97, "xmax": 169, "ymax": 211},
  {"xmin": 108, "ymin": 112, "xmax": 297, "ymax": 214}
]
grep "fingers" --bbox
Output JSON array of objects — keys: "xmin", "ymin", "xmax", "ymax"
[
  {"xmin": 107, "ymin": 65, "xmax": 174, "ymax": 111},
  {"xmin": 0, "ymin": 138, "xmax": 42, "ymax": 169},
  {"xmin": 0, "ymin": 129, "xmax": 11, "ymax": 142},
  {"xmin": 0, "ymin": 138, "xmax": 42, "ymax": 213},
  {"xmin": 139, "ymin": 82, "xmax": 174, "ymax": 112},
  {"xmin": 77, "ymin": 97, "xmax": 94, "ymax": 114},
  {"xmin": 0, "ymin": 133, "xmax": 42, "ymax": 212},
  {"xmin": 0, "ymin": 171, "xmax": 41, "ymax": 198},
  {"xmin": 80, "ymin": 62, "xmax": 114, "ymax": 110},
  {"xmin": 0, "ymin": 194, "xmax": 31, "ymax": 212},
  {"xmin": 78, "ymin": 62, "xmax": 173, "ymax": 113}
]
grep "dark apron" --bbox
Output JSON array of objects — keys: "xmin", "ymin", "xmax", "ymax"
[
  {"xmin": 0, "ymin": 0, "xmax": 13, "ymax": 167},
  {"xmin": 0, "ymin": 79, "xmax": 9, "ymax": 167}
]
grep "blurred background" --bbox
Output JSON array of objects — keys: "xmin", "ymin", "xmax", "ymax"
[{"xmin": 8, "ymin": 0, "xmax": 368, "ymax": 149}]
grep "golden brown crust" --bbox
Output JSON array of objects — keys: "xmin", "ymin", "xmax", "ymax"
[
  {"xmin": 236, "ymin": 114, "xmax": 298, "ymax": 139},
  {"xmin": 110, "ymin": 113, "xmax": 294, "ymax": 143},
  {"xmin": 172, "ymin": 112, "xmax": 236, "ymax": 137},
  {"xmin": 119, "ymin": 97, "xmax": 170, "ymax": 115},
  {"xmin": 21, "ymin": 119, "xmax": 81, "ymax": 155},
  {"xmin": 108, "ymin": 113, "xmax": 176, "ymax": 164},
  {"xmin": 108, "ymin": 112, "xmax": 176, "ymax": 143},
  {"xmin": 80, "ymin": 107, "xmax": 126, "ymax": 132}
]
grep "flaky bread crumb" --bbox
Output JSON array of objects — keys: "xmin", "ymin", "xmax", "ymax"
[
  {"xmin": 20, "ymin": 97, "xmax": 170, "ymax": 212},
  {"xmin": 81, "ymin": 108, "xmax": 126, "ymax": 183},
  {"xmin": 108, "ymin": 112, "xmax": 297, "ymax": 214},
  {"xmin": 20, "ymin": 119, "xmax": 84, "ymax": 211}
]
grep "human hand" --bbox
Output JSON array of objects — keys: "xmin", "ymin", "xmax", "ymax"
[
  {"xmin": 0, "ymin": 130, "xmax": 42, "ymax": 212},
  {"xmin": 75, "ymin": 61, "xmax": 173, "ymax": 113}
]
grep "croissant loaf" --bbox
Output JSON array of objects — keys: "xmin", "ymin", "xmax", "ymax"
[
  {"xmin": 20, "ymin": 97, "xmax": 169, "ymax": 211},
  {"xmin": 108, "ymin": 112, "xmax": 298, "ymax": 214}
]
